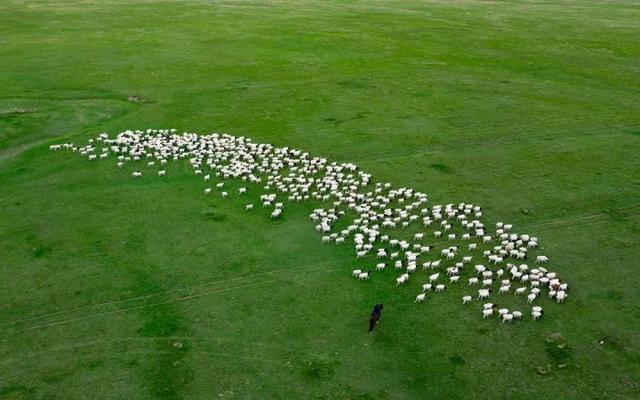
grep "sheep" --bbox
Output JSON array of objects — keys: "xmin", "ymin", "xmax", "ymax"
[
  {"xmin": 415, "ymin": 293, "xmax": 426, "ymax": 303},
  {"xmin": 132, "ymin": 171, "xmax": 142, "ymax": 178},
  {"xmin": 515, "ymin": 287, "xmax": 526, "ymax": 295},
  {"xmin": 527, "ymin": 293, "xmax": 537, "ymax": 303},
  {"xmin": 158, "ymin": 170, "xmax": 166, "ymax": 176},
  {"xmin": 435, "ymin": 284, "xmax": 446, "ymax": 292},
  {"xmin": 376, "ymin": 263, "xmax": 386, "ymax": 271},
  {"xmin": 204, "ymin": 188, "xmax": 212, "ymax": 195},
  {"xmin": 352, "ymin": 269, "xmax": 362, "ymax": 277},
  {"xmin": 221, "ymin": 191, "xmax": 228, "ymax": 197},
  {"xmin": 428, "ymin": 273, "xmax": 440, "ymax": 283},
  {"xmin": 396, "ymin": 273, "xmax": 409, "ymax": 286},
  {"xmin": 482, "ymin": 308, "xmax": 494, "ymax": 318},
  {"xmin": 245, "ymin": 204, "xmax": 254, "ymax": 211},
  {"xmin": 54, "ymin": 130, "xmax": 569, "ymax": 319},
  {"xmin": 502, "ymin": 313, "xmax": 514, "ymax": 323},
  {"xmin": 482, "ymin": 279, "xmax": 493, "ymax": 287},
  {"xmin": 358, "ymin": 271, "xmax": 370, "ymax": 280},
  {"xmin": 512, "ymin": 311, "xmax": 523, "ymax": 320},
  {"xmin": 449, "ymin": 275, "xmax": 460, "ymax": 283},
  {"xmin": 499, "ymin": 285, "xmax": 510, "ymax": 294},
  {"xmin": 556, "ymin": 291, "xmax": 567, "ymax": 303},
  {"xmin": 421, "ymin": 283, "xmax": 432, "ymax": 292},
  {"xmin": 532, "ymin": 310, "xmax": 543, "ymax": 320},
  {"xmin": 462, "ymin": 295, "xmax": 472, "ymax": 304},
  {"xmin": 478, "ymin": 289, "xmax": 491, "ymax": 300}
]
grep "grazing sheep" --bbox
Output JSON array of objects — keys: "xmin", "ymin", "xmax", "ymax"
[
  {"xmin": 54, "ymin": 130, "xmax": 568, "ymax": 323},
  {"xmin": 535, "ymin": 255, "xmax": 549, "ymax": 263},
  {"xmin": 462, "ymin": 295, "xmax": 472, "ymax": 304},
  {"xmin": 415, "ymin": 293, "xmax": 426, "ymax": 303},
  {"xmin": 435, "ymin": 284, "xmax": 446, "ymax": 292}
]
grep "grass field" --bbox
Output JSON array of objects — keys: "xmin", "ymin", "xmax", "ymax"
[{"xmin": 1, "ymin": 0, "xmax": 639, "ymax": 399}]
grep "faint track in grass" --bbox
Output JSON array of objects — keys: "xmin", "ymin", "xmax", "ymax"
[
  {"xmin": 0, "ymin": 261, "xmax": 341, "ymax": 336},
  {"xmin": 0, "ymin": 335, "xmax": 291, "ymax": 367}
]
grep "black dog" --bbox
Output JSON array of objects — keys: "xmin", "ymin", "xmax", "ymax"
[{"xmin": 368, "ymin": 303, "xmax": 384, "ymax": 333}]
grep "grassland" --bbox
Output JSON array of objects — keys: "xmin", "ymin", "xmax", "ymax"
[{"xmin": 0, "ymin": 0, "xmax": 639, "ymax": 399}]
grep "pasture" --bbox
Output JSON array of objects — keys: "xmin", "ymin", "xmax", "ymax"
[{"xmin": 0, "ymin": 0, "xmax": 639, "ymax": 399}]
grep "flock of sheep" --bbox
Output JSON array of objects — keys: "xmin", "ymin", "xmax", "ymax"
[{"xmin": 51, "ymin": 128, "xmax": 568, "ymax": 323}]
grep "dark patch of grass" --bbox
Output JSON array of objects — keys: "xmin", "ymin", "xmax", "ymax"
[
  {"xmin": 31, "ymin": 244, "xmax": 51, "ymax": 258},
  {"xmin": 0, "ymin": 385, "xmax": 35, "ymax": 399},
  {"xmin": 302, "ymin": 358, "xmax": 336, "ymax": 381},
  {"xmin": 605, "ymin": 290, "xmax": 624, "ymax": 301},
  {"xmin": 336, "ymin": 80, "xmax": 375, "ymax": 89},
  {"xmin": 202, "ymin": 209, "xmax": 227, "ymax": 222},
  {"xmin": 544, "ymin": 333, "xmax": 573, "ymax": 369},
  {"xmin": 626, "ymin": 129, "xmax": 640, "ymax": 137},
  {"xmin": 429, "ymin": 163, "xmax": 453, "ymax": 174},
  {"xmin": 449, "ymin": 354, "xmax": 466, "ymax": 366}
]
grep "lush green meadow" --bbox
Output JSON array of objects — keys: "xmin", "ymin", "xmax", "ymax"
[{"xmin": 1, "ymin": 0, "xmax": 639, "ymax": 398}]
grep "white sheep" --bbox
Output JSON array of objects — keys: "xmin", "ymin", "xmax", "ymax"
[
  {"xmin": 415, "ymin": 293, "xmax": 426, "ymax": 303},
  {"xmin": 535, "ymin": 255, "xmax": 548, "ymax": 263},
  {"xmin": 462, "ymin": 295, "xmax": 472, "ymax": 304},
  {"xmin": 358, "ymin": 271, "xmax": 370, "ymax": 280}
]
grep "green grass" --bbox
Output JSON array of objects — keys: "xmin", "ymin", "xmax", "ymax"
[{"xmin": 0, "ymin": 0, "xmax": 639, "ymax": 398}]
